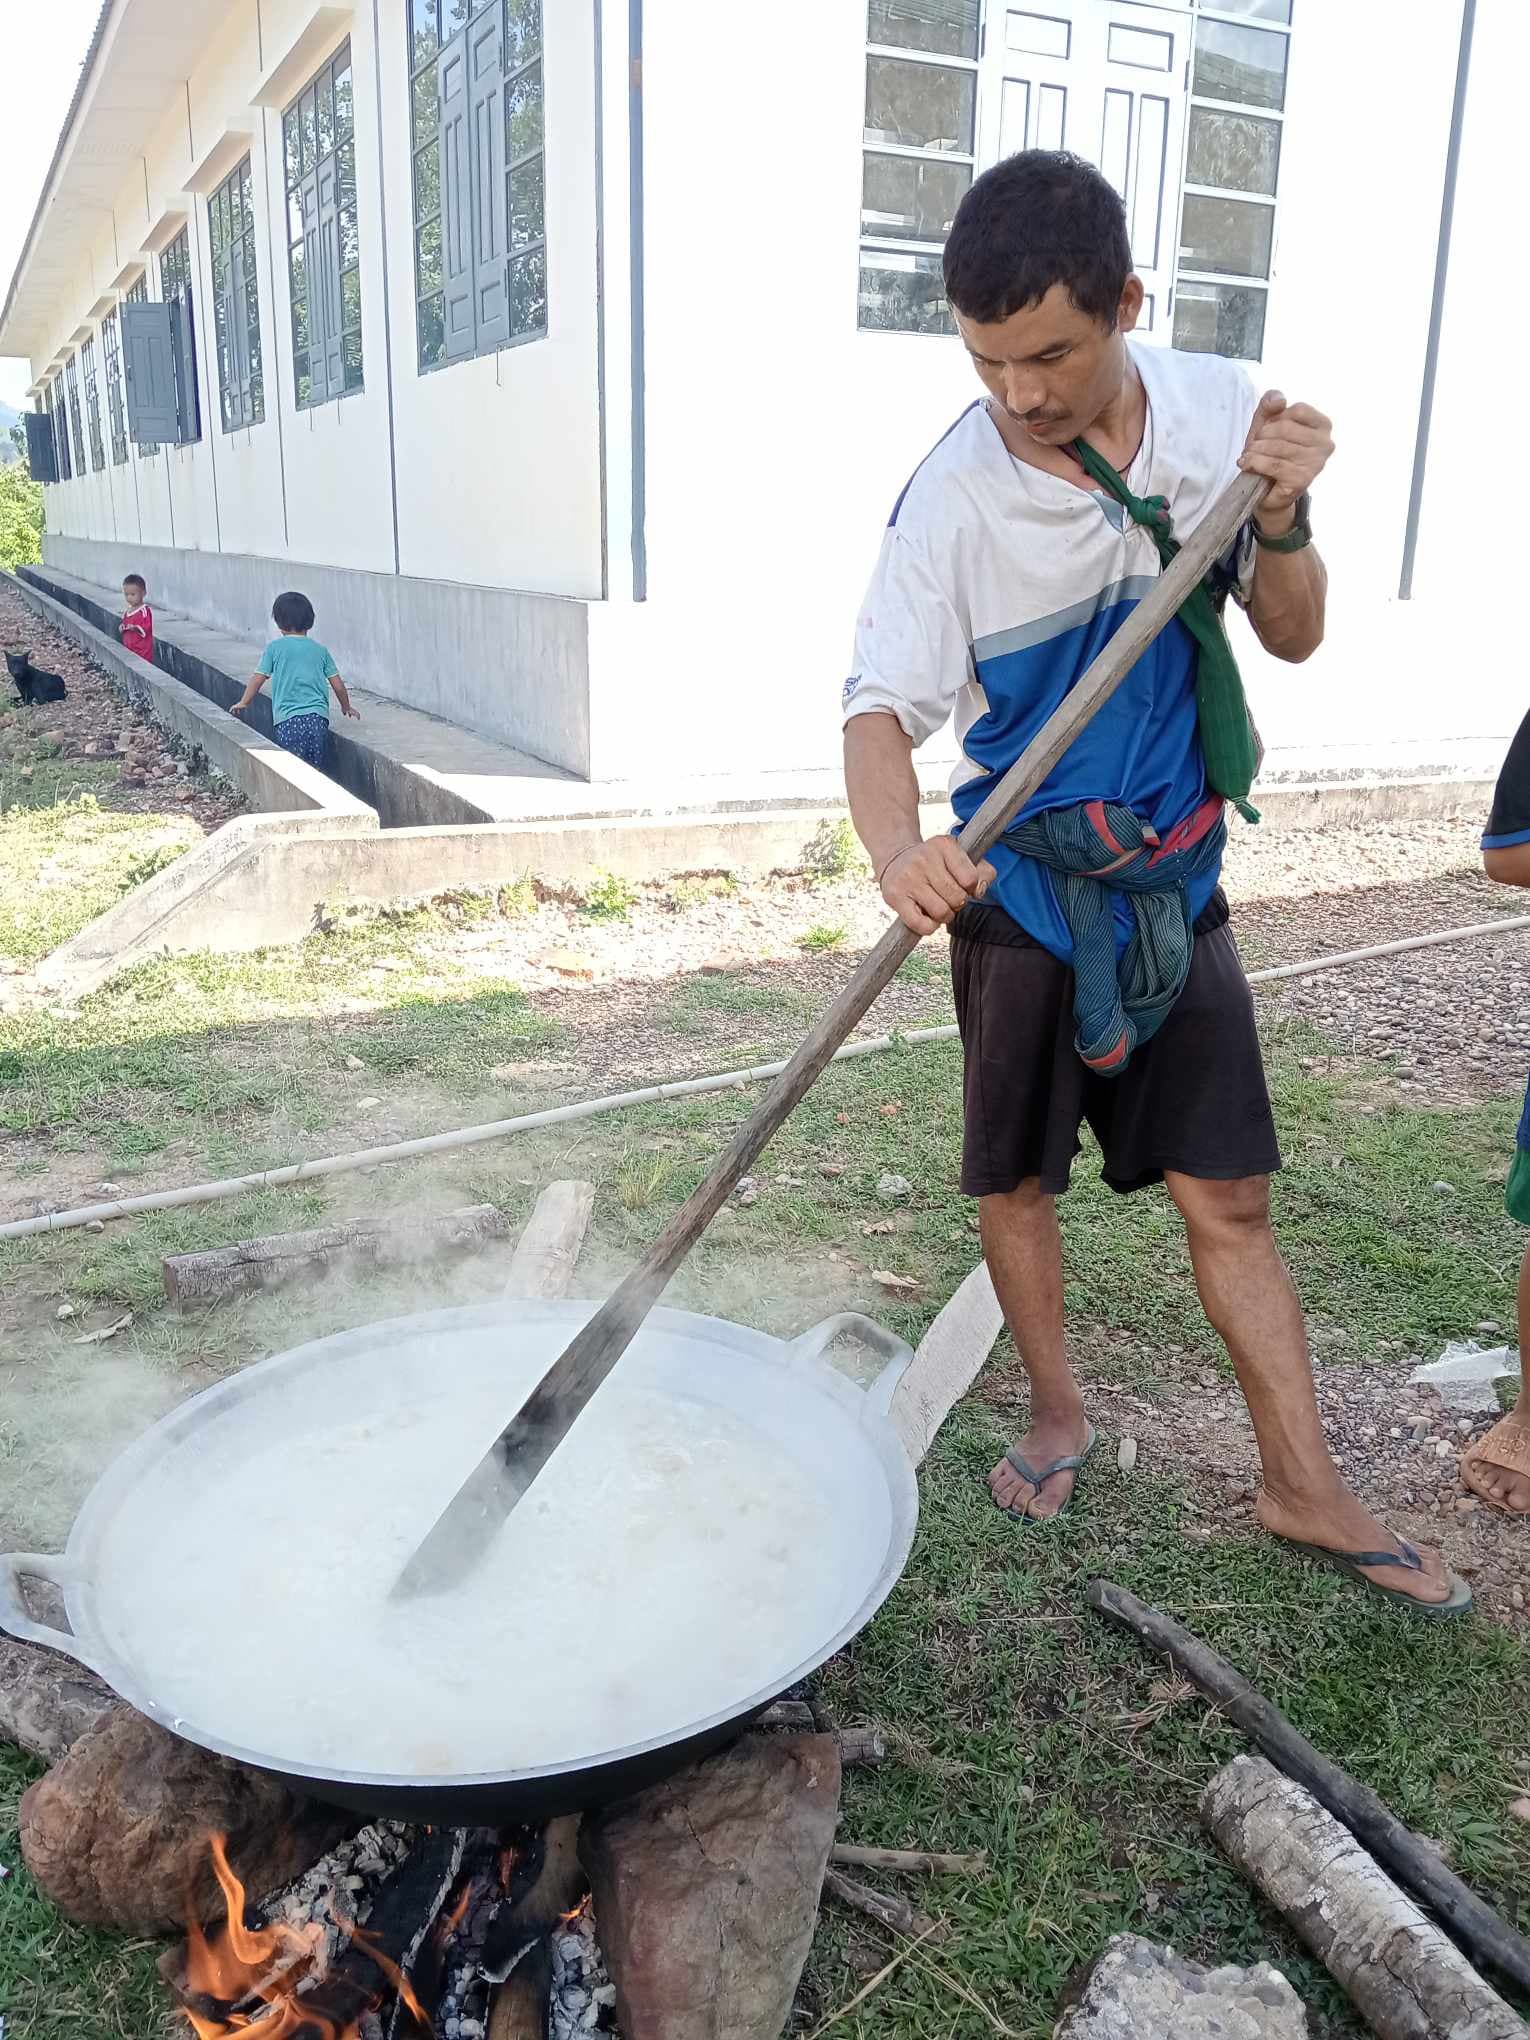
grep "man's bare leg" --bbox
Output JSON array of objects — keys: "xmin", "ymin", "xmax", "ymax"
[
  {"xmin": 1459, "ymin": 1237, "xmax": 1530, "ymax": 1513},
  {"xmin": 1166, "ymin": 1170, "xmax": 1452, "ymax": 1605},
  {"xmin": 982, "ymin": 1180, "xmax": 1093, "ymax": 1520}
]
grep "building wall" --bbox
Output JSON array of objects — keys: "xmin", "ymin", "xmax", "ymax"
[
  {"xmin": 590, "ymin": 0, "xmax": 1506, "ymax": 785},
  {"xmin": 30, "ymin": 0, "xmax": 602, "ymax": 768}
]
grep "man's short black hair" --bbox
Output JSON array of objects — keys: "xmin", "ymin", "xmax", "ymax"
[
  {"xmin": 122, "ymin": 574, "xmax": 146, "ymax": 595},
  {"xmin": 272, "ymin": 590, "xmax": 316, "ymax": 633},
  {"xmin": 942, "ymin": 150, "xmax": 1132, "ymax": 328}
]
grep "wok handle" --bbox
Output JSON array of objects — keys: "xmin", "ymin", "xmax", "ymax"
[
  {"xmin": 786, "ymin": 1314, "xmax": 914, "ymax": 1415},
  {"xmin": 0, "ymin": 1550, "xmax": 111, "ymax": 1682}
]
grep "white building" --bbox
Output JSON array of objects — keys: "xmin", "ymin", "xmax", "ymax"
[{"xmin": 1, "ymin": 0, "xmax": 1522, "ymax": 793}]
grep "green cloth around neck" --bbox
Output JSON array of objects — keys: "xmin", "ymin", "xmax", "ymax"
[{"xmin": 1070, "ymin": 434, "xmax": 1260, "ymax": 823}]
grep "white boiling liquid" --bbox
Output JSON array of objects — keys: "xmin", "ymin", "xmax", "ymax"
[{"xmin": 98, "ymin": 1370, "xmax": 864, "ymax": 1776}]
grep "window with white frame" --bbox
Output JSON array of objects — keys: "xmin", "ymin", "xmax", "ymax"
[
  {"xmin": 102, "ymin": 310, "xmax": 128, "ymax": 464},
  {"xmin": 283, "ymin": 41, "xmax": 363, "ymax": 407},
  {"xmin": 857, "ymin": 0, "xmax": 1291, "ymax": 361},
  {"xmin": 1174, "ymin": 3, "xmax": 1290, "ymax": 359},
  {"xmin": 209, "ymin": 155, "xmax": 266, "ymax": 430},
  {"xmin": 408, "ymin": 0, "xmax": 547, "ymax": 373},
  {"xmin": 859, "ymin": 0, "xmax": 978, "ymax": 336},
  {"xmin": 81, "ymin": 333, "xmax": 105, "ymax": 471}
]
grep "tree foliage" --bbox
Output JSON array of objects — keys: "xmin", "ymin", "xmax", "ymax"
[{"xmin": 0, "ymin": 462, "xmax": 45, "ymax": 570}]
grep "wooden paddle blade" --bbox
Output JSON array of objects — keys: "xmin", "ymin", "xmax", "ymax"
[{"xmin": 390, "ymin": 1294, "xmax": 661, "ymax": 1600}]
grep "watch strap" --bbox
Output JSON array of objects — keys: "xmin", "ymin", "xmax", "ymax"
[{"xmin": 1254, "ymin": 492, "xmax": 1312, "ymax": 553}]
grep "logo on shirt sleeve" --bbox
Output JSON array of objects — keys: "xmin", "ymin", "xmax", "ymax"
[{"xmin": 842, "ymin": 674, "xmax": 862, "ymax": 705}]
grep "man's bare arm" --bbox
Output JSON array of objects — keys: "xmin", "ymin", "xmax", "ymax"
[
  {"xmin": 1239, "ymin": 392, "xmax": 1332, "ymax": 664},
  {"xmin": 844, "ymin": 711, "xmax": 993, "ymax": 936},
  {"xmin": 1248, "ymin": 533, "xmax": 1327, "ymax": 664}
]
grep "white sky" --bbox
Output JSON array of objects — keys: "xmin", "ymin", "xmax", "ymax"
[{"xmin": 0, "ymin": 4, "xmax": 107, "ymax": 409}]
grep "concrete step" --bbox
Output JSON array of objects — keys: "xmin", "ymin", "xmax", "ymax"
[{"xmin": 20, "ymin": 564, "xmax": 578, "ymax": 829}]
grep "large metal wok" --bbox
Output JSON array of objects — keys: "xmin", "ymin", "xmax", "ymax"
[{"xmin": 0, "ymin": 1299, "xmax": 919, "ymax": 1824}]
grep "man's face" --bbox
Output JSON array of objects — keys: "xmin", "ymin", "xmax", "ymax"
[{"xmin": 954, "ymin": 278, "xmax": 1143, "ymax": 447}]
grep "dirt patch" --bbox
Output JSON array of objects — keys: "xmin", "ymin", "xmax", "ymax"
[{"xmin": 0, "ymin": 585, "xmax": 244, "ymax": 830}]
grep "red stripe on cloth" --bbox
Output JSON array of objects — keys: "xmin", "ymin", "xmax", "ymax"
[
  {"xmin": 1086, "ymin": 800, "xmax": 1126, "ymax": 857},
  {"xmin": 1086, "ymin": 1032, "xmax": 1131, "ymax": 1072},
  {"xmin": 1147, "ymin": 795, "xmax": 1223, "ymax": 866}
]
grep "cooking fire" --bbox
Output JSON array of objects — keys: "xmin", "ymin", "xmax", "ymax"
[{"xmin": 169, "ymin": 1824, "xmax": 617, "ymax": 2040}]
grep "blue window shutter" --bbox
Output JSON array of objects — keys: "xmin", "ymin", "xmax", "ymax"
[
  {"xmin": 121, "ymin": 301, "xmax": 180, "ymax": 444},
  {"xmin": 24, "ymin": 411, "xmax": 58, "ymax": 484},
  {"xmin": 439, "ymin": 36, "xmax": 476, "ymax": 360},
  {"xmin": 172, "ymin": 293, "xmax": 201, "ymax": 443},
  {"xmin": 468, "ymin": 9, "xmax": 509, "ymax": 352}
]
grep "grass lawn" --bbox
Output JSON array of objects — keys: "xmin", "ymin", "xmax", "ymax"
[
  {"xmin": 0, "ymin": 1746, "xmax": 169, "ymax": 2039},
  {"xmin": 1, "ymin": 918, "xmax": 1528, "ymax": 2038},
  {"xmin": 0, "ymin": 794, "xmax": 201, "ymax": 969}
]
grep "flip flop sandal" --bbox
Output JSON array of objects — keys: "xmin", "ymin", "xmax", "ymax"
[
  {"xmin": 998, "ymin": 1425, "xmax": 1097, "ymax": 1526},
  {"xmin": 1276, "ymin": 1535, "xmax": 1473, "ymax": 1619},
  {"xmin": 1459, "ymin": 1415, "xmax": 1530, "ymax": 1517}
]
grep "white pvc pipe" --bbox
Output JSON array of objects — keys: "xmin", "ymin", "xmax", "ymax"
[{"xmin": 4, "ymin": 912, "xmax": 1528, "ymax": 1245}]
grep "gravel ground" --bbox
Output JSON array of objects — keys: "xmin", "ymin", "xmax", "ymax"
[
  {"xmin": 0, "ymin": 586, "xmax": 244, "ymax": 830},
  {"xmin": 451, "ymin": 812, "xmax": 1530, "ymax": 1106},
  {"xmin": 448, "ymin": 814, "xmax": 1501, "ymax": 994},
  {"xmin": 1084, "ymin": 1365, "xmax": 1528, "ymax": 1631}
]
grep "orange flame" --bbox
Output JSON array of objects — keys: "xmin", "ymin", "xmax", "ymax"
[{"xmin": 178, "ymin": 1834, "xmax": 429, "ymax": 2040}]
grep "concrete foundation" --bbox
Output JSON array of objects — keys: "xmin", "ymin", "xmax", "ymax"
[
  {"xmin": 41, "ymin": 533, "xmax": 593, "ymax": 778},
  {"xmin": 16, "ymin": 564, "xmax": 576, "ymax": 829}
]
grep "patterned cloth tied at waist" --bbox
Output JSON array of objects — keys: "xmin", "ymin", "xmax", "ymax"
[{"xmin": 1003, "ymin": 795, "xmax": 1227, "ymax": 1077}]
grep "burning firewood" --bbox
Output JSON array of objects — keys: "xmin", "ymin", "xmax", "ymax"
[{"xmin": 486, "ymin": 1817, "xmax": 589, "ymax": 2039}]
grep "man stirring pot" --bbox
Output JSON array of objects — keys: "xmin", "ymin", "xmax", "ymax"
[{"xmin": 843, "ymin": 151, "xmax": 1466, "ymax": 1615}]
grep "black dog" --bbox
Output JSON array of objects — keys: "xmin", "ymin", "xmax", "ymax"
[{"xmin": 5, "ymin": 651, "xmax": 68, "ymax": 707}]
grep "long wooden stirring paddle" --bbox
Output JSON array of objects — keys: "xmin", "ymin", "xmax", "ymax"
[{"xmin": 391, "ymin": 468, "xmax": 1268, "ymax": 1598}]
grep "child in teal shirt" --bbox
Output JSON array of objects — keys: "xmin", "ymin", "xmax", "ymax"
[{"xmin": 232, "ymin": 590, "xmax": 359, "ymax": 771}]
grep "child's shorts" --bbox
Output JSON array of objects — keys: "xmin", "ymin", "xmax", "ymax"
[
  {"xmin": 1509, "ymin": 1076, "xmax": 1530, "ymax": 1226},
  {"xmin": 273, "ymin": 712, "xmax": 331, "ymax": 772}
]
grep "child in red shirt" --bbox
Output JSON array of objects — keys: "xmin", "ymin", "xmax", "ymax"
[{"xmin": 121, "ymin": 574, "xmax": 154, "ymax": 663}]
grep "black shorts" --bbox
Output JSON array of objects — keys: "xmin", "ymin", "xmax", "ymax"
[{"xmin": 949, "ymin": 893, "xmax": 1281, "ymax": 1198}]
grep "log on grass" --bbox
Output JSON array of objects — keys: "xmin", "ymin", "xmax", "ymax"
[
  {"xmin": 0, "ymin": 1636, "xmax": 115, "ymax": 1761},
  {"xmin": 162, "ymin": 1204, "xmax": 509, "ymax": 1308},
  {"xmin": 830, "ymin": 1845, "xmax": 987, "ymax": 1877},
  {"xmin": 503, "ymin": 1181, "xmax": 596, "ymax": 1301},
  {"xmin": 822, "ymin": 1867, "xmax": 934, "ymax": 1940},
  {"xmin": 1203, "ymin": 1757, "xmax": 1527, "ymax": 2040},
  {"xmin": 1088, "ymin": 1579, "xmax": 1530, "ymax": 1998},
  {"xmin": 836, "ymin": 1726, "xmax": 888, "ymax": 1769}
]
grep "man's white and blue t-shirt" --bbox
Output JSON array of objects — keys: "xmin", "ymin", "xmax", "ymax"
[{"xmin": 843, "ymin": 342, "xmax": 1259, "ymax": 960}]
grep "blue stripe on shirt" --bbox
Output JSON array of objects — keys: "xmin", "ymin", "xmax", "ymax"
[
  {"xmin": 1483, "ymin": 827, "xmax": 1530, "ymax": 849},
  {"xmin": 950, "ymin": 596, "xmax": 1219, "ymax": 960}
]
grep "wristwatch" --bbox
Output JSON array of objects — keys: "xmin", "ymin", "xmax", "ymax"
[{"xmin": 1254, "ymin": 491, "xmax": 1313, "ymax": 553}]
